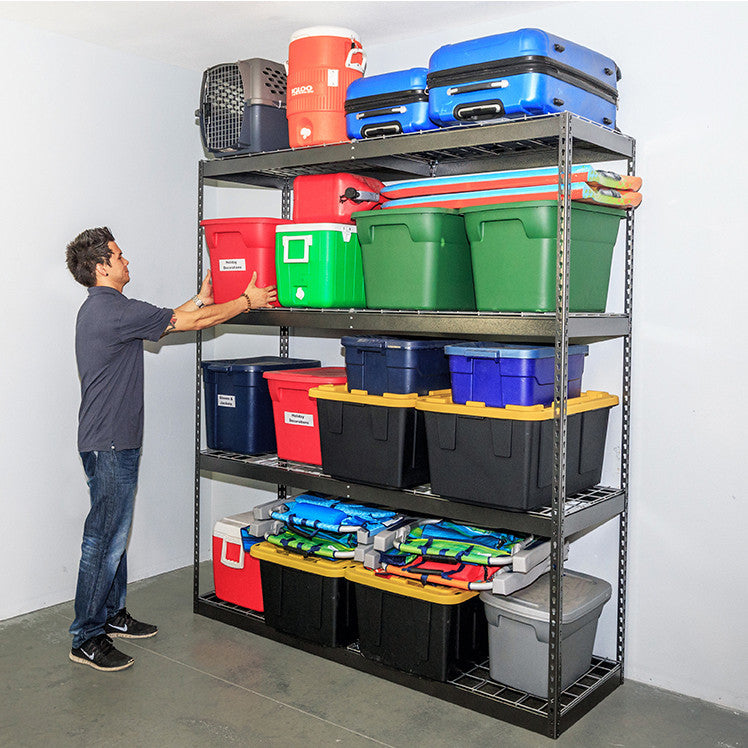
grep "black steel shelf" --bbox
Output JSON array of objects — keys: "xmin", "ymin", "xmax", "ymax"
[
  {"xmin": 200, "ymin": 450, "xmax": 624, "ymax": 538},
  {"xmin": 196, "ymin": 592, "xmax": 621, "ymax": 737},
  {"xmin": 202, "ymin": 113, "xmax": 634, "ymax": 187},
  {"xmin": 222, "ymin": 308, "xmax": 630, "ymax": 344}
]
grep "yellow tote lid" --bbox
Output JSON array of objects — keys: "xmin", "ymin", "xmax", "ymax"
[
  {"xmin": 249, "ymin": 541, "xmax": 357, "ymax": 577},
  {"xmin": 415, "ymin": 390, "xmax": 619, "ymax": 421},
  {"xmin": 345, "ymin": 564, "xmax": 478, "ymax": 603},
  {"xmin": 309, "ymin": 383, "xmax": 450, "ymax": 408}
]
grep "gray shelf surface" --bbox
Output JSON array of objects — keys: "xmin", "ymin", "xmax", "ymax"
[
  {"xmin": 221, "ymin": 308, "xmax": 630, "ymax": 343},
  {"xmin": 200, "ymin": 450, "xmax": 624, "ymax": 538},
  {"xmin": 202, "ymin": 114, "xmax": 634, "ymax": 186}
]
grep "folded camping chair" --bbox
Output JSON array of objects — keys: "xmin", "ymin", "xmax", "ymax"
[
  {"xmin": 266, "ymin": 524, "xmax": 357, "ymax": 559},
  {"xmin": 377, "ymin": 551, "xmax": 507, "ymax": 591},
  {"xmin": 270, "ymin": 494, "xmax": 403, "ymax": 537},
  {"xmin": 394, "ymin": 520, "xmax": 530, "ymax": 566}
]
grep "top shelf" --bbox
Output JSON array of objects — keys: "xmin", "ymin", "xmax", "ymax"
[{"xmin": 202, "ymin": 113, "xmax": 635, "ymax": 187}]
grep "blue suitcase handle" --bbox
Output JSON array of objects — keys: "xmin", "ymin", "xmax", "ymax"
[{"xmin": 454, "ymin": 100, "xmax": 505, "ymax": 121}]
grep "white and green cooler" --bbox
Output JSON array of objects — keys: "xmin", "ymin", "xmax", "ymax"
[{"xmin": 275, "ymin": 223, "xmax": 366, "ymax": 308}]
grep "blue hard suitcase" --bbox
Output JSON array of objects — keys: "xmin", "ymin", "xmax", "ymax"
[
  {"xmin": 427, "ymin": 29, "xmax": 620, "ymax": 129},
  {"xmin": 345, "ymin": 67, "xmax": 438, "ymax": 139}
]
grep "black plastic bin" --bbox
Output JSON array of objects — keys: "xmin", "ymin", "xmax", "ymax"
[
  {"xmin": 249, "ymin": 543, "xmax": 358, "ymax": 647},
  {"xmin": 309, "ymin": 385, "xmax": 434, "ymax": 489},
  {"xmin": 346, "ymin": 566, "xmax": 488, "ymax": 681},
  {"xmin": 416, "ymin": 391, "xmax": 619, "ymax": 511}
]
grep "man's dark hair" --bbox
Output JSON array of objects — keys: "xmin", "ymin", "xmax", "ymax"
[{"xmin": 66, "ymin": 227, "xmax": 115, "ymax": 287}]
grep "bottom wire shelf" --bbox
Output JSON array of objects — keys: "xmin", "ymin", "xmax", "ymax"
[{"xmin": 196, "ymin": 591, "xmax": 620, "ymax": 728}]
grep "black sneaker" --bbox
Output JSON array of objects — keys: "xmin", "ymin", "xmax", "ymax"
[
  {"xmin": 69, "ymin": 633, "xmax": 134, "ymax": 672},
  {"xmin": 104, "ymin": 608, "xmax": 158, "ymax": 639}
]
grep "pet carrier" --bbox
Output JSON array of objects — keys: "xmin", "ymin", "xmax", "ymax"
[{"xmin": 198, "ymin": 58, "xmax": 289, "ymax": 156}]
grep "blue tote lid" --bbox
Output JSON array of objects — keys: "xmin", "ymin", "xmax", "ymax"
[{"xmin": 444, "ymin": 342, "xmax": 588, "ymax": 360}]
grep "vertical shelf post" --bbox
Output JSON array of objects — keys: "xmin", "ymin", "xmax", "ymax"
[
  {"xmin": 194, "ymin": 160, "xmax": 205, "ymax": 612},
  {"xmin": 549, "ymin": 112, "xmax": 573, "ymax": 737},
  {"xmin": 617, "ymin": 142, "xmax": 636, "ymax": 678}
]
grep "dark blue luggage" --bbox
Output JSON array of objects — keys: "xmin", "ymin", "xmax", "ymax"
[
  {"xmin": 427, "ymin": 28, "xmax": 620, "ymax": 129},
  {"xmin": 345, "ymin": 67, "xmax": 438, "ymax": 139}
]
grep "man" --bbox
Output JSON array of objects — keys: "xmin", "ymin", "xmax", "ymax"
[{"xmin": 65, "ymin": 226, "xmax": 276, "ymax": 671}]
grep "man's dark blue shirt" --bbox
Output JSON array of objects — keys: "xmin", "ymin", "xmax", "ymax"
[{"xmin": 75, "ymin": 287, "xmax": 173, "ymax": 452}]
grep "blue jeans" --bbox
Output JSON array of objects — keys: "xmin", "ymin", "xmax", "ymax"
[{"xmin": 69, "ymin": 447, "xmax": 141, "ymax": 648}]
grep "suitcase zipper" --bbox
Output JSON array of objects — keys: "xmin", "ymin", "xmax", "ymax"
[
  {"xmin": 427, "ymin": 56, "xmax": 618, "ymax": 104},
  {"xmin": 345, "ymin": 89, "xmax": 429, "ymax": 115}
]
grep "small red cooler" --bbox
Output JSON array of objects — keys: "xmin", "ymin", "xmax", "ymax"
[
  {"xmin": 201, "ymin": 217, "xmax": 292, "ymax": 304},
  {"xmin": 293, "ymin": 173, "xmax": 384, "ymax": 224},
  {"xmin": 212, "ymin": 512, "xmax": 264, "ymax": 611},
  {"xmin": 264, "ymin": 367, "xmax": 347, "ymax": 464}
]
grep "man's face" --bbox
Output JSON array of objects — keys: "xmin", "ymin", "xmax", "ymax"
[{"xmin": 101, "ymin": 241, "xmax": 130, "ymax": 287}]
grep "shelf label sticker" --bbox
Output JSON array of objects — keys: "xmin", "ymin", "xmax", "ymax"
[
  {"xmin": 328, "ymin": 68, "xmax": 339, "ymax": 87},
  {"xmin": 284, "ymin": 411, "xmax": 314, "ymax": 427},
  {"xmin": 219, "ymin": 258, "xmax": 246, "ymax": 272},
  {"xmin": 217, "ymin": 394, "xmax": 236, "ymax": 408}
]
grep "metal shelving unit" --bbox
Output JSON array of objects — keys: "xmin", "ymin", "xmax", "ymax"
[{"xmin": 194, "ymin": 112, "xmax": 634, "ymax": 739}]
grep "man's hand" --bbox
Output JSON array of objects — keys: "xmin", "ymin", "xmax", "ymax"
[
  {"xmin": 243, "ymin": 271, "xmax": 277, "ymax": 309},
  {"xmin": 198, "ymin": 270, "xmax": 214, "ymax": 306}
]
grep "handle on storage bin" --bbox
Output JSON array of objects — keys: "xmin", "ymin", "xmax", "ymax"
[
  {"xmin": 447, "ymin": 80, "xmax": 509, "ymax": 96},
  {"xmin": 345, "ymin": 46, "xmax": 367, "ymax": 74},
  {"xmin": 454, "ymin": 100, "xmax": 505, "ymax": 121},
  {"xmin": 282, "ymin": 235, "xmax": 311, "ymax": 264},
  {"xmin": 361, "ymin": 122, "xmax": 404, "ymax": 138},
  {"xmin": 220, "ymin": 538, "xmax": 244, "ymax": 569}
]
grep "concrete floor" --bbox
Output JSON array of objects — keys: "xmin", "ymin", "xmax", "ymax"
[{"xmin": 0, "ymin": 566, "xmax": 745, "ymax": 748}]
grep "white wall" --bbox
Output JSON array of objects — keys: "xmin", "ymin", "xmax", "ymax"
[
  {"xmin": 0, "ymin": 21, "xmax": 203, "ymax": 619},
  {"xmin": 206, "ymin": 1, "xmax": 748, "ymax": 712}
]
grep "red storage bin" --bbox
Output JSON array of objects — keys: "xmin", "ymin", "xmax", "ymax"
[
  {"xmin": 212, "ymin": 512, "xmax": 264, "ymax": 611},
  {"xmin": 293, "ymin": 173, "xmax": 384, "ymax": 224},
  {"xmin": 201, "ymin": 217, "xmax": 292, "ymax": 304},
  {"xmin": 264, "ymin": 367, "xmax": 347, "ymax": 464}
]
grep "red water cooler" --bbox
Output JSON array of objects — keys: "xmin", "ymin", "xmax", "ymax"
[{"xmin": 286, "ymin": 26, "xmax": 366, "ymax": 148}]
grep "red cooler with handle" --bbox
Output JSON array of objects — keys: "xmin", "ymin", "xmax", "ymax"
[
  {"xmin": 201, "ymin": 217, "xmax": 292, "ymax": 305},
  {"xmin": 286, "ymin": 26, "xmax": 366, "ymax": 148},
  {"xmin": 293, "ymin": 173, "xmax": 384, "ymax": 224}
]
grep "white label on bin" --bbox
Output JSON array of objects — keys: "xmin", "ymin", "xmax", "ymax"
[
  {"xmin": 284, "ymin": 411, "xmax": 314, "ymax": 427},
  {"xmin": 328, "ymin": 68, "xmax": 339, "ymax": 87},
  {"xmin": 217, "ymin": 394, "xmax": 236, "ymax": 408},
  {"xmin": 219, "ymin": 258, "xmax": 246, "ymax": 272}
]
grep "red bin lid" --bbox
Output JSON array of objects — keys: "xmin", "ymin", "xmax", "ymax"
[{"xmin": 263, "ymin": 366, "xmax": 347, "ymax": 385}]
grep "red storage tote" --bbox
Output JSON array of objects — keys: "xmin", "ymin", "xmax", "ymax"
[
  {"xmin": 212, "ymin": 512, "xmax": 264, "ymax": 611},
  {"xmin": 264, "ymin": 367, "xmax": 347, "ymax": 464},
  {"xmin": 293, "ymin": 173, "xmax": 384, "ymax": 224},
  {"xmin": 286, "ymin": 26, "xmax": 366, "ymax": 147},
  {"xmin": 201, "ymin": 217, "xmax": 292, "ymax": 305}
]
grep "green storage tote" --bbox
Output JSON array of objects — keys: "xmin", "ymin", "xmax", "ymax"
[
  {"xmin": 352, "ymin": 207, "xmax": 476, "ymax": 311},
  {"xmin": 275, "ymin": 223, "xmax": 366, "ymax": 308},
  {"xmin": 460, "ymin": 201, "xmax": 624, "ymax": 312}
]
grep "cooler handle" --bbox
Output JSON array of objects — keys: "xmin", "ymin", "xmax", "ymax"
[
  {"xmin": 341, "ymin": 187, "xmax": 382, "ymax": 204},
  {"xmin": 447, "ymin": 80, "xmax": 509, "ymax": 96},
  {"xmin": 282, "ymin": 235, "xmax": 311, "ymax": 264},
  {"xmin": 345, "ymin": 47, "xmax": 367, "ymax": 74},
  {"xmin": 220, "ymin": 538, "xmax": 244, "ymax": 569}
]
